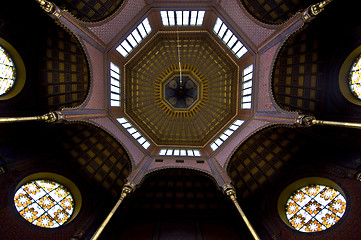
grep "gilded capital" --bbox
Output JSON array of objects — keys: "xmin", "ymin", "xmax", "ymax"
[
  {"xmin": 42, "ymin": 111, "xmax": 59, "ymax": 123},
  {"xmin": 295, "ymin": 115, "xmax": 316, "ymax": 127},
  {"xmin": 303, "ymin": 0, "xmax": 332, "ymax": 21},
  {"xmin": 36, "ymin": 0, "xmax": 55, "ymax": 13},
  {"xmin": 222, "ymin": 184, "xmax": 237, "ymax": 200},
  {"xmin": 120, "ymin": 182, "xmax": 134, "ymax": 200}
]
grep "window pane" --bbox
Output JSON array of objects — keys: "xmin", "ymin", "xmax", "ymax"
[
  {"xmin": 110, "ymin": 62, "xmax": 120, "ymax": 73},
  {"xmin": 183, "ymin": 11, "xmax": 189, "ymax": 25},
  {"xmin": 143, "ymin": 18, "xmax": 152, "ymax": 34},
  {"xmin": 117, "ymin": 117, "xmax": 127, "ymax": 124},
  {"xmin": 194, "ymin": 150, "xmax": 201, "ymax": 156},
  {"xmin": 218, "ymin": 24, "xmax": 227, "ymax": 38},
  {"xmin": 210, "ymin": 143, "xmax": 218, "ymax": 150},
  {"xmin": 111, "ymin": 85, "xmax": 120, "ymax": 93},
  {"xmin": 223, "ymin": 29, "xmax": 233, "ymax": 43},
  {"xmin": 142, "ymin": 141, "xmax": 150, "ymax": 149},
  {"xmin": 196, "ymin": 11, "xmax": 205, "ymax": 25},
  {"xmin": 236, "ymin": 47, "xmax": 248, "ymax": 58},
  {"xmin": 187, "ymin": 150, "xmax": 194, "ymax": 156},
  {"xmin": 111, "ymin": 78, "xmax": 120, "ymax": 87},
  {"xmin": 160, "ymin": 11, "xmax": 169, "ymax": 26},
  {"xmin": 116, "ymin": 45, "xmax": 128, "ymax": 57},
  {"xmin": 215, "ymin": 138, "xmax": 223, "ymax": 146},
  {"xmin": 127, "ymin": 34, "xmax": 137, "ymax": 47},
  {"xmin": 213, "ymin": 18, "xmax": 223, "ymax": 33},
  {"xmin": 137, "ymin": 24, "xmax": 147, "ymax": 38},
  {"xmin": 232, "ymin": 41, "xmax": 243, "ymax": 53},
  {"xmin": 176, "ymin": 11, "xmax": 182, "ymax": 25},
  {"xmin": 168, "ymin": 11, "xmax": 175, "ymax": 25},
  {"xmin": 110, "ymin": 100, "xmax": 120, "ymax": 107},
  {"xmin": 227, "ymin": 35, "xmax": 237, "ymax": 48},
  {"xmin": 190, "ymin": 11, "xmax": 197, "ymax": 25},
  {"xmin": 121, "ymin": 40, "xmax": 132, "ymax": 52},
  {"xmin": 111, "ymin": 93, "xmax": 120, "ymax": 100},
  {"xmin": 132, "ymin": 132, "xmax": 141, "ymax": 139},
  {"xmin": 132, "ymin": 29, "xmax": 142, "ymax": 43}
]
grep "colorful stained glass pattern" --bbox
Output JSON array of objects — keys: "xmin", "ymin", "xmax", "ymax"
[
  {"xmin": 286, "ymin": 185, "xmax": 346, "ymax": 232},
  {"xmin": 14, "ymin": 180, "xmax": 74, "ymax": 228},
  {"xmin": 0, "ymin": 45, "xmax": 16, "ymax": 96},
  {"xmin": 350, "ymin": 54, "xmax": 361, "ymax": 99}
]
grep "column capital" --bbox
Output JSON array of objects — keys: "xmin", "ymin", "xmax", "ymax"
[
  {"xmin": 35, "ymin": 0, "xmax": 56, "ymax": 14},
  {"xmin": 303, "ymin": 0, "xmax": 333, "ymax": 21},
  {"xmin": 295, "ymin": 115, "xmax": 316, "ymax": 127}
]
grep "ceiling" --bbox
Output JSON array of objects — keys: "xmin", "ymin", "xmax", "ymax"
[{"xmin": 1, "ymin": 0, "xmax": 361, "ymax": 239}]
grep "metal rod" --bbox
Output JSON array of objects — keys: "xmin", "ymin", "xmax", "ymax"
[
  {"xmin": 312, "ymin": 119, "xmax": 361, "ymax": 129},
  {"xmin": 0, "ymin": 112, "xmax": 59, "ymax": 123},
  {"xmin": 224, "ymin": 185, "xmax": 261, "ymax": 240},
  {"xmin": 90, "ymin": 184, "xmax": 133, "ymax": 240}
]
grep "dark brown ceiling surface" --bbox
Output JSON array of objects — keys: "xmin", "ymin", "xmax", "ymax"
[
  {"xmin": 59, "ymin": 123, "xmax": 132, "ymax": 197},
  {"xmin": 124, "ymin": 32, "xmax": 239, "ymax": 147},
  {"xmin": 241, "ymin": 0, "xmax": 316, "ymax": 24},
  {"xmin": 53, "ymin": 0, "xmax": 124, "ymax": 22}
]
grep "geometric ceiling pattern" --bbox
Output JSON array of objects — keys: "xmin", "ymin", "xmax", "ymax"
[{"xmin": 124, "ymin": 32, "xmax": 239, "ymax": 147}]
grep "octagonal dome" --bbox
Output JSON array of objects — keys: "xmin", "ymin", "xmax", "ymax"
[{"xmin": 123, "ymin": 32, "xmax": 239, "ymax": 147}]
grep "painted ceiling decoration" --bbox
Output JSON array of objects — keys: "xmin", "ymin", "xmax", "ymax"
[{"xmin": 124, "ymin": 33, "xmax": 238, "ymax": 147}]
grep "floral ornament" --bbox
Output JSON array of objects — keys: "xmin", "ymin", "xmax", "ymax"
[
  {"xmin": 38, "ymin": 195, "xmax": 55, "ymax": 210},
  {"xmin": 23, "ymin": 183, "xmax": 40, "ymax": 195},
  {"xmin": 327, "ymin": 198, "xmax": 346, "ymax": 215},
  {"xmin": 290, "ymin": 214, "xmax": 306, "ymax": 229},
  {"xmin": 320, "ymin": 187, "xmax": 337, "ymax": 201},
  {"xmin": 35, "ymin": 214, "xmax": 55, "ymax": 228},
  {"xmin": 304, "ymin": 200, "xmax": 321, "ymax": 215},
  {"xmin": 321, "ymin": 213, "xmax": 340, "ymax": 228},
  {"xmin": 304, "ymin": 185, "xmax": 320, "ymax": 197},
  {"xmin": 14, "ymin": 192, "xmax": 31, "ymax": 209},
  {"xmin": 53, "ymin": 209, "xmax": 70, "ymax": 224},
  {"xmin": 286, "ymin": 200, "xmax": 299, "ymax": 216},
  {"xmin": 19, "ymin": 207, "xmax": 38, "ymax": 223},
  {"xmin": 292, "ymin": 191, "xmax": 306, "ymax": 203},
  {"xmin": 305, "ymin": 219, "xmax": 323, "ymax": 232}
]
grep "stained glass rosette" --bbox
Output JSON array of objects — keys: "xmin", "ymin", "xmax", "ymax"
[
  {"xmin": 0, "ymin": 45, "xmax": 16, "ymax": 96},
  {"xmin": 285, "ymin": 185, "xmax": 346, "ymax": 232},
  {"xmin": 14, "ymin": 180, "xmax": 74, "ymax": 228},
  {"xmin": 350, "ymin": 55, "xmax": 361, "ymax": 100}
]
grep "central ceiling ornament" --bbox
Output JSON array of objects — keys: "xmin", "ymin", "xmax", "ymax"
[
  {"xmin": 164, "ymin": 74, "xmax": 199, "ymax": 109},
  {"xmin": 123, "ymin": 33, "xmax": 239, "ymax": 146}
]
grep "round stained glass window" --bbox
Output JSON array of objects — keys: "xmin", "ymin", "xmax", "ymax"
[
  {"xmin": 0, "ymin": 45, "xmax": 16, "ymax": 96},
  {"xmin": 285, "ymin": 185, "xmax": 346, "ymax": 232},
  {"xmin": 349, "ymin": 54, "xmax": 361, "ymax": 100},
  {"xmin": 14, "ymin": 180, "xmax": 74, "ymax": 228}
]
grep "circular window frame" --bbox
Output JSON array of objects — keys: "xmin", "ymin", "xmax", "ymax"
[
  {"xmin": 13, "ymin": 172, "xmax": 82, "ymax": 228},
  {"xmin": 0, "ymin": 38, "xmax": 26, "ymax": 100},
  {"xmin": 339, "ymin": 45, "xmax": 361, "ymax": 106},
  {"xmin": 277, "ymin": 177, "xmax": 347, "ymax": 232}
]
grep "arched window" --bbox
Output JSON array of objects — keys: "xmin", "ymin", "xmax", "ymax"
[
  {"xmin": 0, "ymin": 45, "xmax": 16, "ymax": 96},
  {"xmin": 285, "ymin": 184, "xmax": 346, "ymax": 232},
  {"xmin": 14, "ymin": 179, "xmax": 75, "ymax": 228},
  {"xmin": 349, "ymin": 54, "xmax": 361, "ymax": 100}
]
